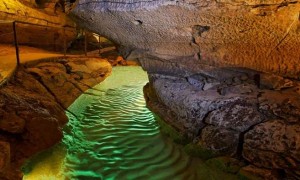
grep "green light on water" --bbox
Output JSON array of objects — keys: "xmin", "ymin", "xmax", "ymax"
[{"xmin": 23, "ymin": 66, "xmax": 238, "ymax": 180}]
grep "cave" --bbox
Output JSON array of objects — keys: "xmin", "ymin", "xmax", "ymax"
[{"xmin": 0, "ymin": 0, "xmax": 299, "ymax": 179}]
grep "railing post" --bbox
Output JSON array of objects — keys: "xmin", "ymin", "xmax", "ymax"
[
  {"xmin": 84, "ymin": 29, "xmax": 87, "ymax": 56},
  {"xmin": 63, "ymin": 27, "xmax": 67, "ymax": 57},
  {"xmin": 13, "ymin": 21, "xmax": 20, "ymax": 66}
]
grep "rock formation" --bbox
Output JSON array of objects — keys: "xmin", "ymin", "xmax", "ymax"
[
  {"xmin": 143, "ymin": 66, "xmax": 300, "ymax": 179},
  {"xmin": 0, "ymin": 58, "xmax": 111, "ymax": 179},
  {"xmin": 69, "ymin": 0, "xmax": 299, "ymax": 178},
  {"xmin": 71, "ymin": 0, "xmax": 300, "ymax": 79},
  {"xmin": 0, "ymin": 0, "xmax": 299, "ymax": 178},
  {"xmin": 0, "ymin": 0, "xmax": 76, "ymax": 50}
]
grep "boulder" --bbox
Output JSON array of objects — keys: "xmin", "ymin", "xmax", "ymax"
[
  {"xmin": 199, "ymin": 126, "xmax": 240, "ymax": 157},
  {"xmin": 243, "ymin": 120, "xmax": 300, "ymax": 171},
  {"xmin": 258, "ymin": 89, "xmax": 300, "ymax": 123},
  {"xmin": 205, "ymin": 156, "xmax": 245, "ymax": 174},
  {"xmin": 238, "ymin": 165, "xmax": 282, "ymax": 180},
  {"xmin": 0, "ymin": 141, "xmax": 10, "ymax": 172},
  {"xmin": 260, "ymin": 73, "xmax": 295, "ymax": 90},
  {"xmin": 0, "ymin": 109, "xmax": 25, "ymax": 133},
  {"xmin": 151, "ymin": 73, "xmax": 259, "ymax": 137},
  {"xmin": 205, "ymin": 102, "xmax": 262, "ymax": 132},
  {"xmin": 26, "ymin": 58, "xmax": 112, "ymax": 108},
  {"xmin": 0, "ymin": 57, "xmax": 112, "ymax": 179},
  {"xmin": 145, "ymin": 67, "xmax": 300, "ymax": 177}
]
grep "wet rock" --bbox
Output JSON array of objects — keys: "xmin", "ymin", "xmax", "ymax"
[
  {"xmin": 258, "ymin": 90, "xmax": 300, "ymax": 123},
  {"xmin": 203, "ymin": 82, "xmax": 220, "ymax": 91},
  {"xmin": 0, "ymin": 141, "xmax": 10, "ymax": 171},
  {"xmin": 205, "ymin": 156, "xmax": 245, "ymax": 174},
  {"xmin": 187, "ymin": 74, "xmax": 205, "ymax": 90},
  {"xmin": 144, "ymin": 83, "xmax": 191, "ymax": 143},
  {"xmin": 205, "ymin": 102, "xmax": 262, "ymax": 132},
  {"xmin": 183, "ymin": 143, "xmax": 216, "ymax": 160},
  {"xmin": 154, "ymin": 111, "xmax": 190, "ymax": 145},
  {"xmin": 0, "ymin": 58, "xmax": 112, "ymax": 179},
  {"xmin": 144, "ymin": 67, "xmax": 300, "ymax": 174},
  {"xmin": 0, "ymin": 82, "xmax": 67, "ymax": 161},
  {"xmin": 109, "ymin": 56, "xmax": 129, "ymax": 66},
  {"xmin": 296, "ymin": 85, "xmax": 300, "ymax": 95},
  {"xmin": 243, "ymin": 120, "xmax": 300, "ymax": 170},
  {"xmin": 0, "ymin": 109, "xmax": 25, "ymax": 133},
  {"xmin": 219, "ymin": 84, "xmax": 258, "ymax": 96},
  {"xmin": 26, "ymin": 58, "xmax": 112, "ymax": 108},
  {"xmin": 152, "ymin": 76, "xmax": 258, "ymax": 137},
  {"xmin": 238, "ymin": 165, "xmax": 281, "ymax": 180},
  {"xmin": 143, "ymin": 82, "xmax": 159, "ymax": 103},
  {"xmin": 199, "ymin": 126, "xmax": 240, "ymax": 156},
  {"xmin": 260, "ymin": 73, "xmax": 295, "ymax": 90}
]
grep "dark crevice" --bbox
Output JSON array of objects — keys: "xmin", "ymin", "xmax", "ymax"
[
  {"xmin": 251, "ymin": 1, "xmax": 298, "ymax": 8},
  {"xmin": 196, "ymin": 110, "xmax": 214, "ymax": 137},
  {"xmin": 236, "ymin": 132, "xmax": 245, "ymax": 159},
  {"xmin": 26, "ymin": 71, "xmax": 79, "ymax": 120},
  {"xmin": 134, "ymin": 20, "xmax": 143, "ymax": 25},
  {"xmin": 77, "ymin": 81, "xmax": 106, "ymax": 93},
  {"xmin": 253, "ymin": 73, "xmax": 260, "ymax": 87},
  {"xmin": 66, "ymin": 79, "xmax": 85, "ymax": 93},
  {"xmin": 236, "ymin": 118, "xmax": 265, "ymax": 156},
  {"xmin": 192, "ymin": 25, "xmax": 210, "ymax": 37}
]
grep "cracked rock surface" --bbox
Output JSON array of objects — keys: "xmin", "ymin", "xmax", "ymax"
[
  {"xmin": 144, "ymin": 64, "xmax": 300, "ymax": 179},
  {"xmin": 72, "ymin": 0, "xmax": 300, "ymax": 79}
]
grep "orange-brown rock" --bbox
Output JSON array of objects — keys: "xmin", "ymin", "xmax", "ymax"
[
  {"xmin": 0, "ymin": 0, "xmax": 76, "ymax": 51},
  {"xmin": 71, "ymin": 0, "xmax": 300, "ymax": 79},
  {"xmin": 0, "ymin": 57, "xmax": 112, "ymax": 180}
]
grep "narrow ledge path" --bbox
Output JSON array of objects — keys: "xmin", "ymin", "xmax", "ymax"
[{"xmin": 0, "ymin": 44, "xmax": 117, "ymax": 86}]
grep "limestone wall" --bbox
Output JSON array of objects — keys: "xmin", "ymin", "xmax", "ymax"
[
  {"xmin": 144, "ymin": 64, "xmax": 300, "ymax": 179},
  {"xmin": 0, "ymin": 0, "xmax": 76, "ymax": 50},
  {"xmin": 71, "ymin": 0, "xmax": 300, "ymax": 79}
]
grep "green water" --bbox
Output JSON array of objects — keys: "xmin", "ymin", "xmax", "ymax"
[{"xmin": 23, "ymin": 66, "xmax": 238, "ymax": 180}]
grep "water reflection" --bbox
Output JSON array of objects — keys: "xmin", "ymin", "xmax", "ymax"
[{"xmin": 23, "ymin": 66, "xmax": 237, "ymax": 180}]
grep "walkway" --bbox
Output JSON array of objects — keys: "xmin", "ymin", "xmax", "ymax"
[
  {"xmin": 0, "ymin": 44, "xmax": 128, "ymax": 86},
  {"xmin": 0, "ymin": 45, "xmax": 70, "ymax": 85}
]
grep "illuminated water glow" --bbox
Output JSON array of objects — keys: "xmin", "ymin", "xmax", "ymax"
[{"xmin": 23, "ymin": 66, "xmax": 238, "ymax": 180}]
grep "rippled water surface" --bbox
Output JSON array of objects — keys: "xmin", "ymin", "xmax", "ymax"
[{"xmin": 23, "ymin": 66, "xmax": 237, "ymax": 180}]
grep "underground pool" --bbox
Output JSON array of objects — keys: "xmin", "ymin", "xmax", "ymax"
[{"xmin": 22, "ymin": 66, "xmax": 238, "ymax": 180}]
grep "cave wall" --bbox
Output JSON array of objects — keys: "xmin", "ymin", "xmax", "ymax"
[
  {"xmin": 0, "ymin": 0, "xmax": 70, "ymax": 24},
  {"xmin": 0, "ymin": 0, "xmax": 76, "ymax": 50},
  {"xmin": 144, "ymin": 67, "xmax": 300, "ymax": 178},
  {"xmin": 71, "ymin": 0, "xmax": 300, "ymax": 178},
  {"xmin": 0, "ymin": 0, "xmax": 298, "ymax": 178},
  {"xmin": 71, "ymin": 0, "xmax": 300, "ymax": 79},
  {"xmin": 0, "ymin": 58, "xmax": 112, "ymax": 180}
]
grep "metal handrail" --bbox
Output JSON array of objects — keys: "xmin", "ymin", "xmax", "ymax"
[
  {"xmin": 0, "ymin": 20, "xmax": 104, "ymax": 87},
  {"xmin": 0, "ymin": 20, "xmax": 76, "ymax": 87},
  {"xmin": 12, "ymin": 21, "xmax": 20, "ymax": 65},
  {"xmin": 14, "ymin": 20, "xmax": 75, "ymax": 30},
  {"xmin": 9, "ymin": 20, "xmax": 77, "ymax": 65}
]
